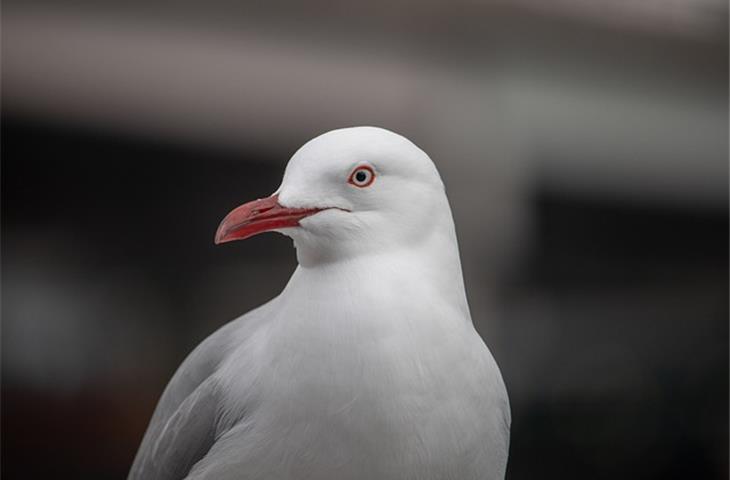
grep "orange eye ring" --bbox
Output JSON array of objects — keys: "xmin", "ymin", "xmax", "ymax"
[{"xmin": 348, "ymin": 165, "xmax": 376, "ymax": 188}]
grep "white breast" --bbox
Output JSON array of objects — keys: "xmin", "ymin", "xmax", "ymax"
[{"xmin": 195, "ymin": 257, "xmax": 510, "ymax": 480}]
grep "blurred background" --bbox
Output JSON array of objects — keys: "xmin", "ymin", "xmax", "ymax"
[{"xmin": 2, "ymin": 1, "xmax": 728, "ymax": 478}]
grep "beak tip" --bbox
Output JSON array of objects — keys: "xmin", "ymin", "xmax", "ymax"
[
  {"xmin": 214, "ymin": 225, "xmax": 227, "ymax": 245},
  {"xmin": 214, "ymin": 234, "xmax": 229, "ymax": 245}
]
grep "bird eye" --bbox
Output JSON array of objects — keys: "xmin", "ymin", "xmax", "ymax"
[{"xmin": 348, "ymin": 166, "xmax": 375, "ymax": 188}]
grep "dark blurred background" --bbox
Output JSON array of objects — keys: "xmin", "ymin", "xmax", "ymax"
[{"xmin": 2, "ymin": 1, "xmax": 728, "ymax": 479}]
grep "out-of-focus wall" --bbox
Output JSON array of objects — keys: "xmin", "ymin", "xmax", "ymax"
[{"xmin": 2, "ymin": 1, "xmax": 728, "ymax": 479}]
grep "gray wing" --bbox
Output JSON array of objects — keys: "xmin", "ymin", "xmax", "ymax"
[
  {"xmin": 128, "ymin": 301, "xmax": 273, "ymax": 479},
  {"xmin": 129, "ymin": 377, "xmax": 221, "ymax": 479}
]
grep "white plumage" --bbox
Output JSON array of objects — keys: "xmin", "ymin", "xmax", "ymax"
[{"xmin": 129, "ymin": 126, "xmax": 510, "ymax": 480}]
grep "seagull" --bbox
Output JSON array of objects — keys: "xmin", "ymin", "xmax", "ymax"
[{"xmin": 129, "ymin": 126, "xmax": 510, "ymax": 480}]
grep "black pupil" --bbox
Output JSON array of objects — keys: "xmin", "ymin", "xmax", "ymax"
[{"xmin": 355, "ymin": 171, "xmax": 368, "ymax": 183}]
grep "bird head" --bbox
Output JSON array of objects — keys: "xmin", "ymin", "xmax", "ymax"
[{"xmin": 215, "ymin": 126, "xmax": 453, "ymax": 266}]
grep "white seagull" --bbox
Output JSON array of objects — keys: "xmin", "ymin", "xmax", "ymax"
[{"xmin": 129, "ymin": 126, "xmax": 510, "ymax": 480}]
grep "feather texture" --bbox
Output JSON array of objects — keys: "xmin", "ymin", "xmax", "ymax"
[{"xmin": 129, "ymin": 127, "xmax": 510, "ymax": 480}]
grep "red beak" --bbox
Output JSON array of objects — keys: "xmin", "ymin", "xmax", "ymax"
[{"xmin": 215, "ymin": 194, "xmax": 323, "ymax": 244}]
